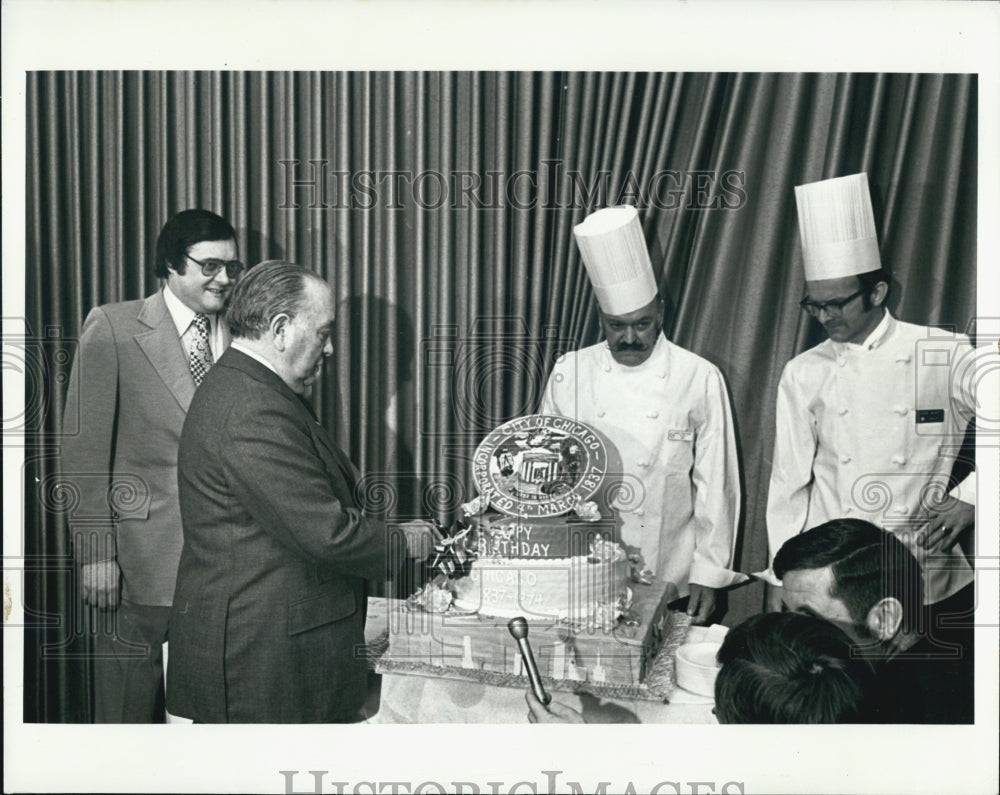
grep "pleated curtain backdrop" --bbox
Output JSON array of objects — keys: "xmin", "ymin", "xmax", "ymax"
[{"xmin": 23, "ymin": 71, "xmax": 976, "ymax": 721}]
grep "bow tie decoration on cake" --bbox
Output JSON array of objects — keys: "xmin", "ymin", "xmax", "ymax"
[
  {"xmin": 406, "ymin": 519, "xmax": 478, "ymax": 614},
  {"xmin": 430, "ymin": 520, "xmax": 475, "ymax": 579}
]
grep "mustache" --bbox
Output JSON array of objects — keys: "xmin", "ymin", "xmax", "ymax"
[{"xmin": 614, "ymin": 340, "xmax": 648, "ymax": 351}]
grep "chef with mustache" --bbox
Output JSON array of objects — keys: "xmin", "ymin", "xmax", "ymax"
[
  {"xmin": 764, "ymin": 173, "xmax": 977, "ymax": 645},
  {"xmin": 540, "ymin": 206, "xmax": 745, "ymax": 625}
]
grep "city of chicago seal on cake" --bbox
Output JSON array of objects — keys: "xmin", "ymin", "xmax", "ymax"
[{"xmin": 472, "ymin": 414, "xmax": 609, "ymax": 518}]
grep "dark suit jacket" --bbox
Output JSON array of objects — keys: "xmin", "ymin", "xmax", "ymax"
[
  {"xmin": 871, "ymin": 636, "xmax": 974, "ymax": 724},
  {"xmin": 60, "ymin": 290, "xmax": 224, "ymax": 605},
  {"xmin": 166, "ymin": 348, "xmax": 404, "ymax": 723}
]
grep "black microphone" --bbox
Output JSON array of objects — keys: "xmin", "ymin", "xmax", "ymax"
[{"xmin": 507, "ymin": 616, "xmax": 551, "ymax": 706}]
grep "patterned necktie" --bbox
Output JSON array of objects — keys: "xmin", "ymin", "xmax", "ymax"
[{"xmin": 189, "ymin": 313, "xmax": 214, "ymax": 386}]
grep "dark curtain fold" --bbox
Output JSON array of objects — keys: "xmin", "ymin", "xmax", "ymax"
[{"xmin": 22, "ymin": 71, "xmax": 977, "ymax": 722}]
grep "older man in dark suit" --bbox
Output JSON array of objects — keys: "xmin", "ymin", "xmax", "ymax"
[
  {"xmin": 167, "ymin": 261, "xmax": 436, "ymax": 723},
  {"xmin": 60, "ymin": 209, "xmax": 241, "ymax": 722}
]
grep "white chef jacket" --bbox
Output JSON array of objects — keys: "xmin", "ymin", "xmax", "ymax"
[
  {"xmin": 766, "ymin": 312, "xmax": 976, "ymax": 604},
  {"xmin": 540, "ymin": 333, "xmax": 744, "ymax": 597}
]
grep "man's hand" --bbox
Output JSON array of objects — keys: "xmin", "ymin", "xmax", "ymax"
[
  {"xmin": 82, "ymin": 559, "xmax": 121, "ymax": 609},
  {"xmin": 765, "ymin": 584, "xmax": 783, "ymax": 613},
  {"xmin": 398, "ymin": 520, "xmax": 443, "ymax": 559},
  {"xmin": 525, "ymin": 690, "xmax": 585, "ymax": 724},
  {"xmin": 687, "ymin": 583, "xmax": 716, "ymax": 625},
  {"xmin": 918, "ymin": 497, "xmax": 975, "ymax": 552}
]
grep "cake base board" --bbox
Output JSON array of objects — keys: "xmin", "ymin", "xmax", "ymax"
[{"xmin": 382, "ymin": 576, "xmax": 682, "ymax": 698}]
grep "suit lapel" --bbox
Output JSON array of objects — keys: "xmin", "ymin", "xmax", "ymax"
[
  {"xmin": 296, "ymin": 395, "xmax": 360, "ymax": 501},
  {"xmin": 135, "ymin": 291, "xmax": 195, "ymax": 411},
  {"xmin": 319, "ymin": 431, "xmax": 361, "ymax": 502},
  {"xmin": 224, "ymin": 350, "xmax": 361, "ymax": 505}
]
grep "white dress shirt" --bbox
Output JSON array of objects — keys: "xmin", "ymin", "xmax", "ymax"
[
  {"xmin": 230, "ymin": 340, "xmax": 280, "ymax": 375},
  {"xmin": 163, "ymin": 284, "xmax": 228, "ymax": 362}
]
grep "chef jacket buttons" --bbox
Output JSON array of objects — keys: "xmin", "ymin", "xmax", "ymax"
[
  {"xmin": 837, "ymin": 357, "xmax": 847, "ymax": 367},
  {"xmin": 896, "ymin": 354, "xmax": 912, "ymax": 364},
  {"xmin": 647, "ymin": 411, "xmax": 659, "ymax": 419},
  {"xmin": 603, "ymin": 365, "xmax": 612, "ymax": 373},
  {"xmin": 843, "ymin": 506, "xmax": 853, "ymax": 514},
  {"xmin": 891, "ymin": 455, "xmax": 907, "ymax": 465},
  {"xmin": 597, "ymin": 410, "xmax": 606, "ymax": 418},
  {"xmin": 657, "ymin": 372, "xmax": 667, "ymax": 379},
  {"xmin": 892, "ymin": 405, "xmax": 908, "ymax": 416},
  {"xmin": 838, "ymin": 407, "xmax": 849, "ymax": 416},
  {"xmin": 634, "ymin": 508, "xmax": 645, "ymax": 517},
  {"xmin": 839, "ymin": 454, "xmax": 852, "ymax": 464},
  {"xmin": 637, "ymin": 460, "xmax": 650, "ymax": 468}
]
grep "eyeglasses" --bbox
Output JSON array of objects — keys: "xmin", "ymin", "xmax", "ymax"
[
  {"xmin": 186, "ymin": 254, "xmax": 245, "ymax": 279},
  {"xmin": 799, "ymin": 288, "xmax": 867, "ymax": 318}
]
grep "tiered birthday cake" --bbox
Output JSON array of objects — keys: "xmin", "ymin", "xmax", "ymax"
[
  {"xmin": 452, "ymin": 515, "xmax": 628, "ymax": 621},
  {"xmin": 387, "ymin": 414, "xmax": 674, "ymax": 692},
  {"xmin": 438, "ymin": 414, "xmax": 631, "ymax": 623}
]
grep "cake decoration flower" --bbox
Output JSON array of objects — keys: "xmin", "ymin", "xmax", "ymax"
[
  {"xmin": 407, "ymin": 581, "xmax": 455, "ymax": 613},
  {"xmin": 461, "ymin": 495, "xmax": 488, "ymax": 517},
  {"xmin": 587, "ymin": 533, "xmax": 626, "ymax": 562},
  {"xmin": 573, "ymin": 500, "xmax": 601, "ymax": 522}
]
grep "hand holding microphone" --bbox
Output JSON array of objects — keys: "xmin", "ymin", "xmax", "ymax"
[
  {"xmin": 510, "ymin": 616, "xmax": 589, "ymax": 724},
  {"xmin": 508, "ymin": 616, "xmax": 551, "ymax": 706}
]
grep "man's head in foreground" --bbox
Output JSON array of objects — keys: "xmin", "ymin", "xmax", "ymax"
[
  {"xmin": 227, "ymin": 260, "xmax": 336, "ymax": 396},
  {"xmin": 773, "ymin": 518, "xmax": 924, "ymax": 650},
  {"xmin": 714, "ymin": 611, "xmax": 876, "ymax": 723},
  {"xmin": 526, "ymin": 610, "xmax": 877, "ymax": 724}
]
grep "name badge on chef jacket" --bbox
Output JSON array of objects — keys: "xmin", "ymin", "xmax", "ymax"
[
  {"xmin": 916, "ymin": 409, "xmax": 945, "ymax": 424},
  {"xmin": 668, "ymin": 429, "xmax": 694, "ymax": 442}
]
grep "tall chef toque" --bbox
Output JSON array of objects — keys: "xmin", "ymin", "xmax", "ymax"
[
  {"xmin": 794, "ymin": 172, "xmax": 882, "ymax": 281},
  {"xmin": 573, "ymin": 206, "xmax": 658, "ymax": 315}
]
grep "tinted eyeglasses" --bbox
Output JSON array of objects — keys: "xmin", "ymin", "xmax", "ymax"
[
  {"xmin": 186, "ymin": 254, "xmax": 245, "ymax": 279},
  {"xmin": 799, "ymin": 287, "xmax": 867, "ymax": 318}
]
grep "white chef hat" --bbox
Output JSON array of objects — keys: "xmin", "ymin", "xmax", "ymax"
[
  {"xmin": 573, "ymin": 206, "xmax": 658, "ymax": 315},
  {"xmin": 794, "ymin": 172, "xmax": 882, "ymax": 281}
]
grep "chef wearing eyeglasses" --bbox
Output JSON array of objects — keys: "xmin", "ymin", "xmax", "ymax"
[{"xmin": 763, "ymin": 174, "xmax": 977, "ymax": 640}]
